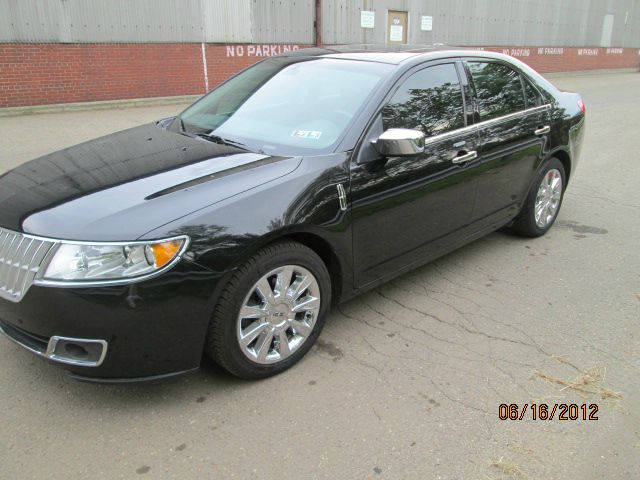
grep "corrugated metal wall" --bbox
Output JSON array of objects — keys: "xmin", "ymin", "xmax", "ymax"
[
  {"xmin": 1, "ymin": 0, "xmax": 638, "ymax": 47},
  {"xmin": 250, "ymin": 0, "xmax": 314, "ymax": 43},
  {"xmin": 322, "ymin": 0, "xmax": 640, "ymax": 47},
  {"xmin": 0, "ymin": 0, "xmax": 313, "ymax": 43}
]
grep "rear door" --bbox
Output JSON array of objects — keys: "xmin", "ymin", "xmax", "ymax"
[
  {"xmin": 350, "ymin": 61, "xmax": 481, "ymax": 287},
  {"xmin": 465, "ymin": 60, "xmax": 550, "ymax": 226}
]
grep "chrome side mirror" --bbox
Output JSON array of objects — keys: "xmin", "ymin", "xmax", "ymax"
[{"xmin": 372, "ymin": 128, "xmax": 425, "ymax": 156}]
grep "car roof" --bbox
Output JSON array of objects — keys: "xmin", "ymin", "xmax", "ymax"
[
  {"xmin": 273, "ymin": 44, "xmax": 557, "ymax": 93},
  {"xmin": 280, "ymin": 44, "xmax": 505, "ymax": 65}
]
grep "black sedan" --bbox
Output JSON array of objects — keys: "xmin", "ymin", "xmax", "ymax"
[{"xmin": 0, "ymin": 46, "xmax": 585, "ymax": 382}]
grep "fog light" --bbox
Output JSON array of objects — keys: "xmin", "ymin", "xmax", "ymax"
[{"xmin": 46, "ymin": 336, "xmax": 108, "ymax": 367}]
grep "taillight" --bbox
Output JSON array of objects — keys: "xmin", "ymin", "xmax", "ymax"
[{"xmin": 577, "ymin": 96, "xmax": 586, "ymax": 114}]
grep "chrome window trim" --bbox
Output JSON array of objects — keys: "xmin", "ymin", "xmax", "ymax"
[
  {"xmin": 32, "ymin": 234, "xmax": 190, "ymax": 288},
  {"xmin": 473, "ymin": 103, "xmax": 551, "ymax": 129},
  {"xmin": 423, "ymin": 104, "xmax": 551, "ymax": 147}
]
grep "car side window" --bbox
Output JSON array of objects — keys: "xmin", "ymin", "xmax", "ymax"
[
  {"xmin": 467, "ymin": 62, "xmax": 526, "ymax": 120},
  {"xmin": 381, "ymin": 63, "xmax": 465, "ymax": 137},
  {"xmin": 522, "ymin": 77, "xmax": 543, "ymax": 108}
]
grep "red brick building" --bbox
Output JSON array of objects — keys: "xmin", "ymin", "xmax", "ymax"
[{"xmin": 1, "ymin": 0, "xmax": 638, "ymax": 109}]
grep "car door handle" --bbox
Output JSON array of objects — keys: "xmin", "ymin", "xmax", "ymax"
[
  {"xmin": 452, "ymin": 150, "xmax": 478, "ymax": 164},
  {"xmin": 534, "ymin": 125, "xmax": 550, "ymax": 135}
]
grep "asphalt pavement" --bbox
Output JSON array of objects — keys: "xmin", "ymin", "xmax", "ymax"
[{"xmin": 0, "ymin": 71, "xmax": 639, "ymax": 479}]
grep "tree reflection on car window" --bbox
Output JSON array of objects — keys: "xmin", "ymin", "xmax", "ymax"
[
  {"xmin": 522, "ymin": 77, "xmax": 543, "ymax": 108},
  {"xmin": 178, "ymin": 57, "xmax": 391, "ymax": 155},
  {"xmin": 468, "ymin": 62, "xmax": 526, "ymax": 120},
  {"xmin": 180, "ymin": 56, "xmax": 393, "ymax": 155},
  {"xmin": 381, "ymin": 63, "xmax": 465, "ymax": 137}
]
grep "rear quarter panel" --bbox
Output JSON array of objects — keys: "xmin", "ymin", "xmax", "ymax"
[{"xmin": 548, "ymin": 91, "xmax": 586, "ymax": 179}]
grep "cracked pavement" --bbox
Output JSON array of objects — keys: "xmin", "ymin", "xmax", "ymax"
[{"xmin": 1, "ymin": 71, "xmax": 639, "ymax": 479}]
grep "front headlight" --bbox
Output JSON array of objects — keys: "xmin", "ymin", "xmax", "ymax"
[{"xmin": 38, "ymin": 236, "xmax": 189, "ymax": 285}]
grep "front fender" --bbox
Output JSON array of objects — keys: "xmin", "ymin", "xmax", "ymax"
[{"xmin": 142, "ymin": 153, "xmax": 353, "ymax": 297}]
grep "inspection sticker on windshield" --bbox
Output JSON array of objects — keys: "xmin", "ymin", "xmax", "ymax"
[{"xmin": 292, "ymin": 130, "xmax": 322, "ymax": 139}]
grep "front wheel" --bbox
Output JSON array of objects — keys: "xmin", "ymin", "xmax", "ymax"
[
  {"xmin": 512, "ymin": 158, "xmax": 566, "ymax": 237},
  {"xmin": 205, "ymin": 241, "xmax": 331, "ymax": 379}
]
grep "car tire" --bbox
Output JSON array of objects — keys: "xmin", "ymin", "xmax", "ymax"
[
  {"xmin": 512, "ymin": 157, "xmax": 566, "ymax": 237},
  {"xmin": 205, "ymin": 240, "xmax": 331, "ymax": 379}
]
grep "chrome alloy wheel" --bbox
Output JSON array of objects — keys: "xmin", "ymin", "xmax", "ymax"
[
  {"xmin": 236, "ymin": 265, "xmax": 321, "ymax": 364},
  {"xmin": 534, "ymin": 168, "xmax": 563, "ymax": 228}
]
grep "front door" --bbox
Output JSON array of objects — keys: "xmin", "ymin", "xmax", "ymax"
[{"xmin": 351, "ymin": 62, "xmax": 480, "ymax": 287}]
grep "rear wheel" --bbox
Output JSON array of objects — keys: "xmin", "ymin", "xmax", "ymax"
[
  {"xmin": 512, "ymin": 158, "xmax": 565, "ymax": 237},
  {"xmin": 205, "ymin": 241, "xmax": 331, "ymax": 379}
]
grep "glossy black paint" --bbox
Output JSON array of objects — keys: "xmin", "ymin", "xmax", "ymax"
[
  {"xmin": 0, "ymin": 123, "xmax": 301, "ymax": 240},
  {"xmin": 0, "ymin": 47, "xmax": 585, "ymax": 381},
  {"xmin": 352, "ymin": 115, "xmax": 481, "ymax": 286}
]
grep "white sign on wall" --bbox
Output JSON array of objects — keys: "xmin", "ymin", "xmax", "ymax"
[
  {"xmin": 389, "ymin": 25, "xmax": 403, "ymax": 41},
  {"xmin": 361, "ymin": 10, "xmax": 375, "ymax": 28},
  {"xmin": 421, "ymin": 15, "xmax": 433, "ymax": 31}
]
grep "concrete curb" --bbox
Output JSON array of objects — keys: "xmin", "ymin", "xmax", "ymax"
[{"xmin": 0, "ymin": 94, "xmax": 201, "ymax": 118}]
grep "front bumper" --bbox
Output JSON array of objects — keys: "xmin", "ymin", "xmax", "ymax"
[{"xmin": 0, "ymin": 262, "xmax": 222, "ymax": 381}]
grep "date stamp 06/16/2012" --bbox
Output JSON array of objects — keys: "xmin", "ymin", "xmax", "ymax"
[{"xmin": 498, "ymin": 403, "xmax": 599, "ymax": 421}]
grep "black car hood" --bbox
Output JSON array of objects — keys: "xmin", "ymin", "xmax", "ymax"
[{"xmin": 0, "ymin": 123, "xmax": 301, "ymax": 241}]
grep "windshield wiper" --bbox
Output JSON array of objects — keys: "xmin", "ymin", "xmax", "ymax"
[
  {"xmin": 177, "ymin": 119, "xmax": 260, "ymax": 153},
  {"xmin": 193, "ymin": 132, "xmax": 253, "ymax": 152}
]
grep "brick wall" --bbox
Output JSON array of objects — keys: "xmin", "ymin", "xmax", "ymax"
[
  {"xmin": 0, "ymin": 43, "xmax": 638, "ymax": 108},
  {"xmin": 480, "ymin": 46, "xmax": 640, "ymax": 73},
  {"xmin": 0, "ymin": 43, "xmax": 204, "ymax": 108}
]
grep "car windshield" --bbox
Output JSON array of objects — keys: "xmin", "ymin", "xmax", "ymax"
[{"xmin": 178, "ymin": 57, "xmax": 392, "ymax": 155}]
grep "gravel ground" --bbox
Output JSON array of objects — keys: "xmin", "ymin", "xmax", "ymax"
[{"xmin": 0, "ymin": 71, "xmax": 639, "ymax": 480}]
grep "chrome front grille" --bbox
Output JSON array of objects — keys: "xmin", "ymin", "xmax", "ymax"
[{"xmin": 0, "ymin": 227, "xmax": 56, "ymax": 303}]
